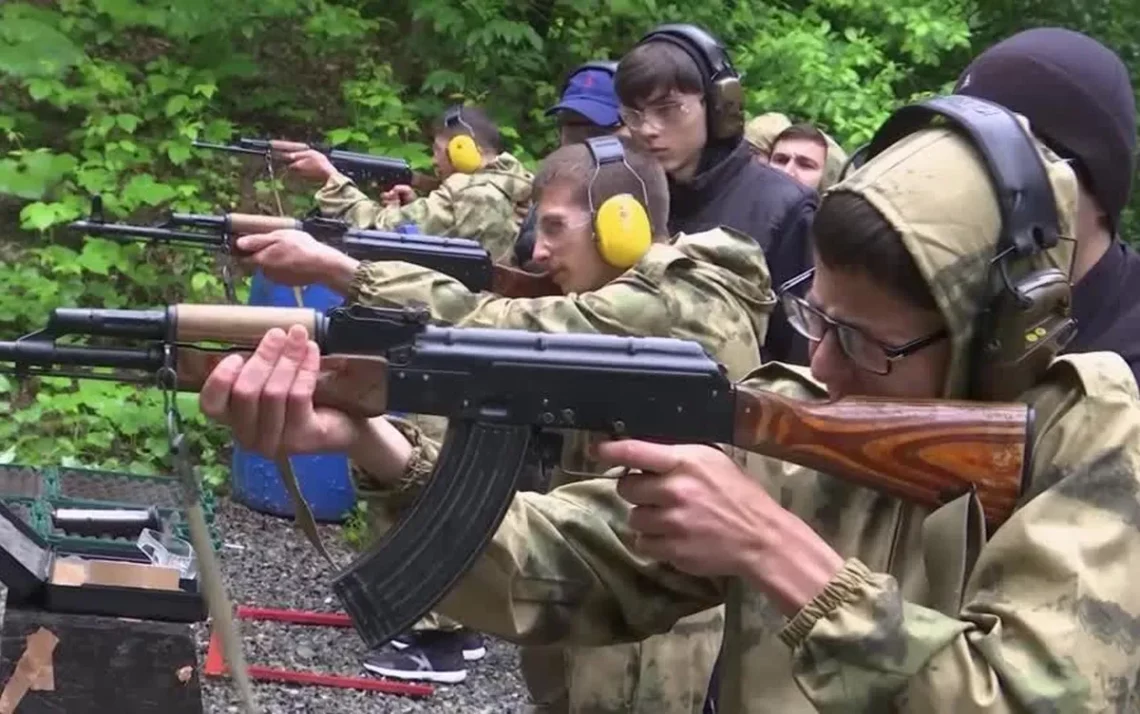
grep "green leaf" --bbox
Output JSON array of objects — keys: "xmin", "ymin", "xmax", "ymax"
[
  {"xmin": 20, "ymin": 202, "xmax": 62, "ymax": 231},
  {"xmin": 121, "ymin": 174, "xmax": 177, "ymax": 206},
  {"xmin": 0, "ymin": 374, "xmax": 10, "ymax": 394},
  {"xmin": 165, "ymin": 94, "xmax": 191, "ymax": 117},
  {"xmin": 116, "ymin": 113, "xmax": 141, "ymax": 133},
  {"xmin": 167, "ymin": 143, "xmax": 192, "ymax": 165},
  {"xmin": 192, "ymin": 83, "xmax": 217, "ymax": 98},
  {"xmin": 0, "ymin": 447, "xmax": 15, "ymax": 465},
  {"xmin": 75, "ymin": 239, "xmax": 123, "ymax": 276}
]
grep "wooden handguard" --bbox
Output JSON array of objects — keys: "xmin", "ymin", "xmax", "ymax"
[
  {"xmin": 226, "ymin": 214, "xmax": 301, "ymax": 235},
  {"xmin": 733, "ymin": 389, "xmax": 1030, "ymax": 527},
  {"xmin": 173, "ymin": 304, "xmax": 319, "ymax": 345},
  {"xmin": 268, "ymin": 139, "xmax": 310, "ymax": 153}
]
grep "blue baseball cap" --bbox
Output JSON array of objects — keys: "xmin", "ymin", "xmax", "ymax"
[{"xmin": 545, "ymin": 65, "xmax": 621, "ymax": 128}]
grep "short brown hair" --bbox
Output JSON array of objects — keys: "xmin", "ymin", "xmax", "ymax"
[
  {"xmin": 773, "ymin": 123, "xmax": 828, "ymax": 151},
  {"xmin": 533, "ymin": 138, "xmax": 670, "ymax": 240},
  {"xmin": 812, "ymin": 191, "xmax": 937, "ymax": 311},
  {"xmin": 432, "ymin": 105, "xmax": 503, "ymax": 153},
  {"xmin": 615, "ymin": 41, "xmax": 704, "ymax": 108}
]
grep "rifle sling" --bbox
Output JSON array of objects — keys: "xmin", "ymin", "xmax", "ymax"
[
  {"xmin": 276, "ymin": 457, "xmax": 337, "ymax": 566},
  {"xmin": 922, "ymin": 490, "xmax": 986, "ymax": 617}
]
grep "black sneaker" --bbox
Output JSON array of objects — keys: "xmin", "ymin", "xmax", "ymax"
[
  {"xmin": 363, "ymin": 630, "xmax": 468, "ymax": 684},
  {"xmin": 390, "ymin": 629, "xmax": 486, "ymax": 662}
]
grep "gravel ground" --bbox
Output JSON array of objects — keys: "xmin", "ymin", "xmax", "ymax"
[{"xmin": 199, "ymin": 496, "xmax": 530, "ymax": 714}]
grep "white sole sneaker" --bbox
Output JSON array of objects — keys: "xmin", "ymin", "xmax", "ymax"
[
  {"xmin": 391, "ymin": 640, "xmax": 486, "ymax": 661},
  {"xmin": 363, "ymin": 661, "xmax": 468, "ymax": 684}
]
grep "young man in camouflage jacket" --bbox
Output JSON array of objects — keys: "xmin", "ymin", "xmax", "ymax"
[
  {"xmin": 231, "ymin": 136, "xmax": 773, "ymax": 706},
  {"xmin": 285, "ymin": 104, "xmax": 533, "ymax": 264}
]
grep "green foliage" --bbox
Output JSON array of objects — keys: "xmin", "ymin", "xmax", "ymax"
[{"xmin": 1, "ymin": 0, "xmax": 1138, "ymax": 525}]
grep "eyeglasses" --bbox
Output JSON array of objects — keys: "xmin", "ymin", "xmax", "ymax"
[
  {"xmin": 778, "ymin": 269, "xmax": 948, "ymax": 375},
  {"xmin": 618, "ymin": 99, "xmax": 696, "ymax": 130}
]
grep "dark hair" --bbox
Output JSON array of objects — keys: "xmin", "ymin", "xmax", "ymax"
[
  {"xmin": 533, "ymin": 137, "xmax": 670, "ymax": 240},
  {"xmin": 812, "ymin": 191, "xmax": 939, "ymax": 311},
  {"xmin": 615, "ymin": 41, "xmax": 704, "ymax": 108},
  {"xmin": 432, "ymin": 105, "xmax": 503, "ymax": 154},
  {"xmin": 773, "ymin": 123, "xmax": 828, "ymax": 151}
]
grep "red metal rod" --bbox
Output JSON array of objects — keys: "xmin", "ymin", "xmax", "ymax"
[
  {"xmin": 203, "ymin": 614, "xmax": 434, "ymax": 698},
  {"xmin": 236, "ymin": 606, "xmax": 353, "ymax": 627},
  {"xmin": 242, "ymin": 665, "xmax": 433, "ymax": 696}
]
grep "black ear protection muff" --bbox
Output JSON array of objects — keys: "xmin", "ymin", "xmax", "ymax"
[
  {"xmin": 839, "ymin": 142, "xmax": 871, "ymax": 182},
  {"xmin": 635, "ymin": 24, "xmax": 744, "ymax": 140},
  {"xmin": 561, "ymin": 60, "xmax": 619, "ymax": 96},
  {"xmin": 584, "ymin": 135, "xmax": 652, "ymax": 268},
  {"xmin": 442, "ymin": 106, "xmax": 482, "ymax": 174},
  {"xmin": 863, "ymin": 94, "xmax": 1077, "ymax": 401}
]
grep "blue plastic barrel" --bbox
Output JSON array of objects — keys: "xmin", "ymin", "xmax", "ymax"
[
  {"xmin": 229, "ymin": 223, "xmax": 422, "ymax": 522},
  {"xmin": 230, "ymin": 275, "xmax": 354, "ymax": 522}
]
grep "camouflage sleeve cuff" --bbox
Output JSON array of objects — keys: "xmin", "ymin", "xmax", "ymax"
[
  {"xmin": 350, "ymin": 416, "xmax": 440, "ymax": 512},
  {"xmin": 319, "ymin": 173, "xmax": 356, "ymax": 196},
  {"xmin": 779, "ymin": 558, "xmax": 873, "ymax": 649},
  {"xmin": 346, "ymin": 260, "xmax": 375, "ymax": 304}
]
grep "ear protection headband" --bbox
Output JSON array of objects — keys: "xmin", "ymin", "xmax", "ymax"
[
  {"xmin": 585, "ymin": 136, "xmax": 652, "ymax": 268},
  {"xmin": 561, "ymin": 60, "xmax": 619, "ymax": 96},
  {"xmin": 636, "ymin": 24, "xmax": 744, "ymax": 139},
  {"xmin": 443, "ymin": 106, "xmax": 483, "ymax": 174},
  {"xmin": 864, "ymin": 94, "xmax": 1076, "ymax": 401}
]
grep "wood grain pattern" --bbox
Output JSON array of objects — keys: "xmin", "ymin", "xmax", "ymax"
[
  {"xmin": 490, "ymin": 265, "xmax": 561, "ymax": 298},
  {"xmin": 226, "ymin": 214, "xmax": 299, "ymax": 235},
  {"xmin": 733, "ymin": 389, "xmax": 1029, "ymax": 527},
  {"xmin": 174, "ymin": 305, "xmax": 318, "ymax": 345},
  {"xmin": 175, "ymin": 349, "xmax": 390, "ymax": 419},
  {"xmin": 267, "ymin": 139, "xmax": 309, "ymax": 153}
]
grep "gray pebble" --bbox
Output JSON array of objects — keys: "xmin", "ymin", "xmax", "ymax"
[{"xmin": 198, "ymin": 497, "xmax": 528, "ymax": 713}]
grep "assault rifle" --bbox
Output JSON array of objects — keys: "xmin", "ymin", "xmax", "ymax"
[
  {"xmin": 1, "ymin": 303, "xmax": 1034, "ymax": 655},
  {"xmin": 192, "ymin": 138, "xmax": 441, "ymax": 193},
  {"xmin": 66, "ymin": 197, "xmax": 560, "ymax": 299}
]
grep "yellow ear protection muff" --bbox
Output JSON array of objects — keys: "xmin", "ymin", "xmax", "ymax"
[
  {"xmin": 443, "ymin": 106, "xmax": 483, "ymax": 174},
  {"xmin": 585, "ymin": 135, "xmax": 652, "ymax": 268},
  {"xmin": 864, "ymin": 94, "xmax": 1077, "ymax": 401},
  {"xmin": 636, "ymin": 24, "xmax": 744, "ymax": 140}
]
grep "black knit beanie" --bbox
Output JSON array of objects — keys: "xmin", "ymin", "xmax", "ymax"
[{"xmin": 954, "ymin": 27, "xmax": 1137, "ymax": 232}]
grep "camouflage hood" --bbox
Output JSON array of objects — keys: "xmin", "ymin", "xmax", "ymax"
[
  {"xmin": 464, "ymin": 150, "xmax": 533, "ymax": 206},
  {"xmin": 744, "ymin": 111, "xmax": 848, "ymax": 191},
  {"xmin": 659, "ymin": 226, "xmax": 775, "ymax": 347},
  {"xmin": 827, "ymin": 118, "xmax": 1079, "ymax": 397}
]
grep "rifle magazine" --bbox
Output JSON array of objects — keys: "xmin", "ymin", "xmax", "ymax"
[{"xmin": 331, "ymin": 420, "xmax": 533, "ymax": 649}]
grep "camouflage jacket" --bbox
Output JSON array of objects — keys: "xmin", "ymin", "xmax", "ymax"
[
  {"xmin": 314, "ymin": 152, "xmax": 533, "ymax": 263},
  {"xmin": 365, "ymin": 352, "xmax": 1140, "ymax": 713}
]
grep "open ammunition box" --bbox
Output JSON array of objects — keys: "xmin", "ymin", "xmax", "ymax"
[{"xmin": 0, "ymin": 500, "xmax": 206, "ymax": 623}]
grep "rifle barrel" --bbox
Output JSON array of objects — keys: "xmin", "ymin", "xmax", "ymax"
[
  {"xmin": 192, "ymin": 140, "xmax": 267, "ymax": 157},
  {"xmin": 69, "ymin": 220, "xmax": 224, "ymax": 248},
  {"xmin": 0, "ymin": 340, "xmax": 164, "ymax": 371}
]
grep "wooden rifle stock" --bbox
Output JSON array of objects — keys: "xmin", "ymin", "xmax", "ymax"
[
  {"xmin": 732, "ymin": 388, "xmax": 1028, "ymax": 526},
  {"xmin": 174, "ymin": 348, "xmax": 391, "ymax": 420},
  {"xmin": 411, "ymin": 172, "xmax": 441, "ymax": 193},
  {"xmin": 490, "ymin": 264, "xmax": 561, "ymax": 298}
]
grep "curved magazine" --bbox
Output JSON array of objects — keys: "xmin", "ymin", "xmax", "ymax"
[{"xmin": 330, "ymin": 420, "xmax": 533, "ymax": 648}]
